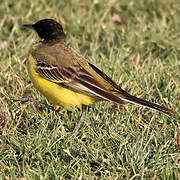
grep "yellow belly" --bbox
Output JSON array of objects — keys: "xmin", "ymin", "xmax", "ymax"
[{"xmin": 28, "ymin": 55, "xmax": 99, "ymax": 110}]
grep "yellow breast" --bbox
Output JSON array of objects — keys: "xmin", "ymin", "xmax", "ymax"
[{"xmin": 27, "ymin": 55, "xmax": 99, "ymax": 110}]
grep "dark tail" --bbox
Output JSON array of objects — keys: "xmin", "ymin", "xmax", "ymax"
[
  {"xmin": 119, "ymin": 92, "xmax": 176, "ymax": 116},
  {"xmin": 88, "ymin": 62, "xmax": 176, "ymax": 116}
]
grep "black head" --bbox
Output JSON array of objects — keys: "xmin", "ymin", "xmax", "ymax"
[{"xmin": 24, "ymin": 19, "xmax": 65, "ymax": 41}]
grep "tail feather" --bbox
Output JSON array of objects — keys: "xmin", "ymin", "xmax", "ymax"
[
  {"xmin": 120, "ymin": 93, "xmax": 176, "ymax": 116},
  {"xmin": 88, "ymin": 62, "xmax": 176, "ymax": 115}
]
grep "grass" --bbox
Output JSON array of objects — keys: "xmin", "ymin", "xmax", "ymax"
[{"xmin": 0, "ymin": 0, "xmax": 180, "ymax": 179}]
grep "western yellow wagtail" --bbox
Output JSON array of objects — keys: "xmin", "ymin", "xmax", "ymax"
[{"xmin": 23, "ymin": 19, "xmax": 176, "ymax": 133}]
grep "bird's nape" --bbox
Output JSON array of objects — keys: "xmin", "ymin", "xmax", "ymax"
[{"xmin": 24, "ymin": 18, "xmax": 65, "ymax": 41}]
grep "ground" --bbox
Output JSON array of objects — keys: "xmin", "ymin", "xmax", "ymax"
[{"xmin": 0, "ymin": 0, "xmax": 179, "ymax": 179}]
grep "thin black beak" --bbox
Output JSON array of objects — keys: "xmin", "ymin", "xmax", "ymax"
[{"xmin": 23, "ymin": 24, "xmax": 34, "ymax": 29}]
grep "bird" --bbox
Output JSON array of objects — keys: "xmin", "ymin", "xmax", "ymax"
[{"xmin": 23, "ymin": 18, "xmax": 176, "ymax": 133}]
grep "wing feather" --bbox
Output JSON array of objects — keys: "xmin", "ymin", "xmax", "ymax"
[{"xmin": 32, "ymin": 52, "xmax": 125, "ymax": 104}]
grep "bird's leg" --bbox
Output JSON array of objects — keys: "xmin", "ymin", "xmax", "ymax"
[
  {"xmin": 12, "ymin": 97, "xmax": 55, "ymax": 111},
  {"xmin": 71, "ymin": 105, "xmax": 87, "ymax": 138}
]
